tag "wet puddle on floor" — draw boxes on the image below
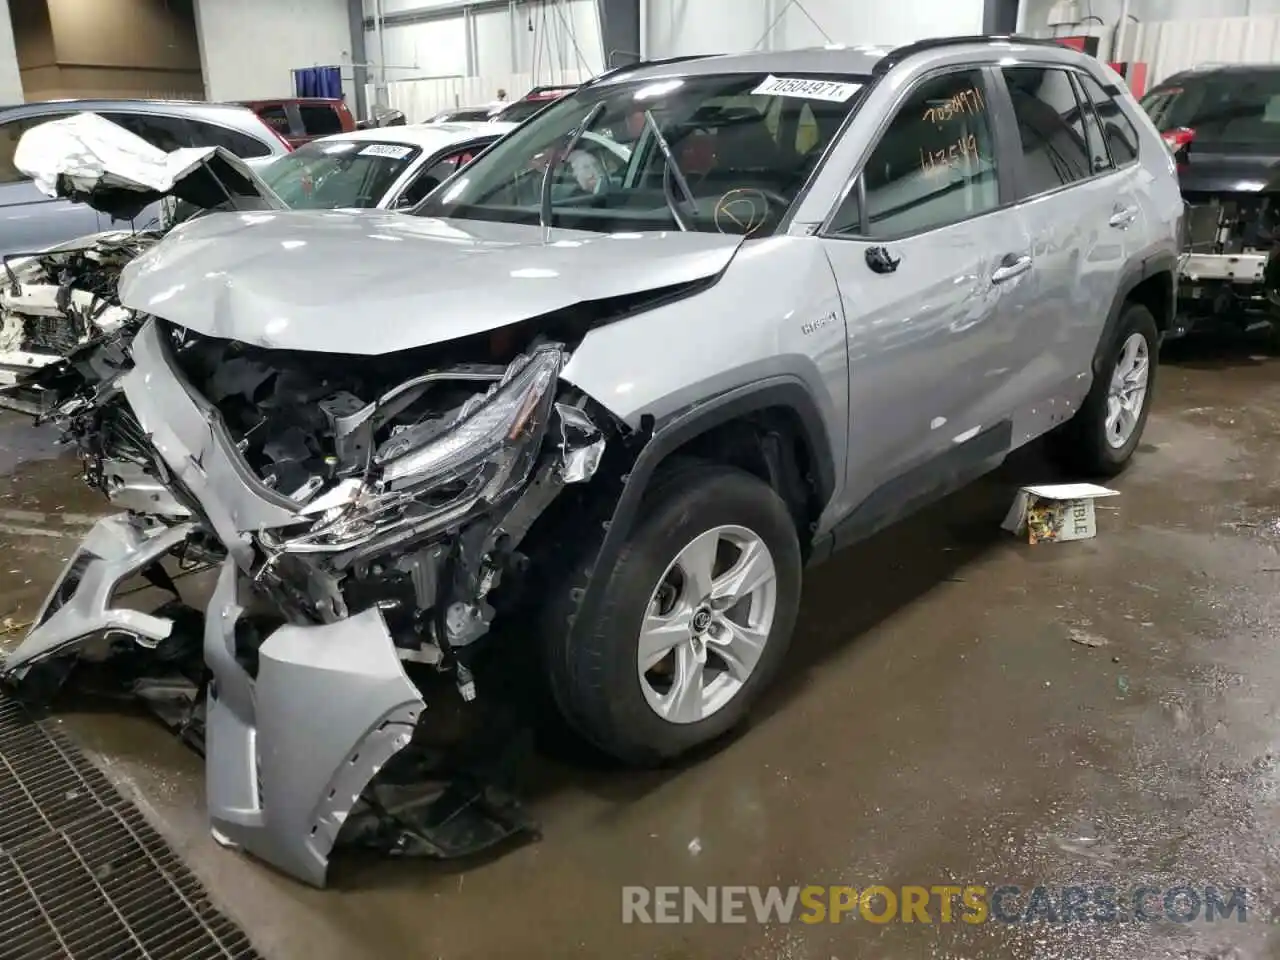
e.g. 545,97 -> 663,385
0,418 -> 63,476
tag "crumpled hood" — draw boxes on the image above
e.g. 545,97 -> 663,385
117,210 -> 742,354
15,111 -> 284,221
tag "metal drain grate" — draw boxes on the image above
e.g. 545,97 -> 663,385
0,694 -> 262,960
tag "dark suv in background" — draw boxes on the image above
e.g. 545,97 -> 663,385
1141,64 -> 1280,335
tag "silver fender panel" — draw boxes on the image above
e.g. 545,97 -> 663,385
203,559 -> 425,887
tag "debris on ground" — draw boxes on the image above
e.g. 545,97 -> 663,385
1002,483 -> 1121,544
0,615 -> 31,635
1068,628 -> 1108,648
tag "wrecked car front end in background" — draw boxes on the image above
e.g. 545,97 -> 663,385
0,111 -> 283,410
1,208 -> 740,886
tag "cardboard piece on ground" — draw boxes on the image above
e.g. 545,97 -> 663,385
1001,483 -> 1120,544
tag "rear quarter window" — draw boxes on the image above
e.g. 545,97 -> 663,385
188,119 -> 274,158
1077,72 -> 1141,165
298,104 -> 344,136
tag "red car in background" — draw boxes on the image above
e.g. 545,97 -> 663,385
428,84 -> 581,125
237,97 -> 358,149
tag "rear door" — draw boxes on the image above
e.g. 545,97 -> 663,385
995,65 -> 1133,407
0,110 -> 101,256
818,65 -> 1032,513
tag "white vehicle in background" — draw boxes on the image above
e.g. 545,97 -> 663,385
256,121 -> 518,211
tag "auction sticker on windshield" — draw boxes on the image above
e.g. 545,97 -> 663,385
752,75 -> 861,102
359,143 -> 414,159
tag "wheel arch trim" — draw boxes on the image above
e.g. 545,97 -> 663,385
574,377 -> 835,631
1094,247 -> 1177,374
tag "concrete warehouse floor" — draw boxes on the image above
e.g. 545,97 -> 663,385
2,333 -> 1280,960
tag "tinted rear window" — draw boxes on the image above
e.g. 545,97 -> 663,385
1141,70 -> 1280,143
298,103 -> 344,136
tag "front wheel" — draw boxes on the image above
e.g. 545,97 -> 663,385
1048,302 -> 1158,476
541,463 -> 802,765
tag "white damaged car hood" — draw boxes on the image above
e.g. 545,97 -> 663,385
15,111 -> 284,221
117,211 -> 743,354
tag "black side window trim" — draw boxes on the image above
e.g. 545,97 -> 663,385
1067,71 -> 1110,173
819,62 -> 1015,243
1079,71 -> 1141,168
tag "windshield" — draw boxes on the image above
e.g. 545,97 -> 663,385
261,139 -> 420,209
1141,70 -> 1280,144
419,72 -> 864,234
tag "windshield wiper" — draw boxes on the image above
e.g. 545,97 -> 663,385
540,101 -> 606,234
643,109 -> 696,233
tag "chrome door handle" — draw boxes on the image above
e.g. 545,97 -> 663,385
991,255 -> 1032,283
1109,205 -> 1139,227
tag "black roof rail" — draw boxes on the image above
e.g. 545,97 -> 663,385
580,53 -> 722,88
873,33 -> 1073,75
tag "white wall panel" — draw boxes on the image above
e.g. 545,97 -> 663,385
643,0 -> 985,58
366,0 -> 601,86
1123,15 -> 1280,86
375,65 -> 594,119
1020,0 -> 1280,32
377,18 -> 470,77
194,0 -> 354,101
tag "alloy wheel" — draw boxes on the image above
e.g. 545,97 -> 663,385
637,524 -> 778,724
1105,332 -> 1150,449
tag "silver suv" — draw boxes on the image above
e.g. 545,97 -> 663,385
3,37 -> 1181,886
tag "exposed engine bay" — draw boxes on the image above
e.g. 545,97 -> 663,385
0,233 -> 158,407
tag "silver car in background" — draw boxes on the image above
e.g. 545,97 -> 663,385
0,99 -> 291,256
2,38 -> 1181,888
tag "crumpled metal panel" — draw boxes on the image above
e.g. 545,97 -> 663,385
1,514 -> 194,679
202,559 -> 425,888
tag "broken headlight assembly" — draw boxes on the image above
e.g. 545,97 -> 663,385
261,343 -> 565,559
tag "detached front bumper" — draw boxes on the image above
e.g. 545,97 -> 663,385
1,516 -> 426,888
2,515 -> 194,678
203,559 -> 424,887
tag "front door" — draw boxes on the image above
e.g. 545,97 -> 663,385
819,66 -> 1032,521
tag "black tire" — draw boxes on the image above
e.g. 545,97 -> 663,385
540,461 -> 802,766
1047,302 -> 1158,477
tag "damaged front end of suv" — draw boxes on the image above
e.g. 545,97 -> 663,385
3,304 -> 618,885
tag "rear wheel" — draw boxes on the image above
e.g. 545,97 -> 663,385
1048,302 -> 1157,476
540,462 -> 802,765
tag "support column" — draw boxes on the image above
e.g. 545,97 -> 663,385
348,0 -> 369,121
0,0 -> 27,101
984,0 -> 1019,33
597,0 -> 640,67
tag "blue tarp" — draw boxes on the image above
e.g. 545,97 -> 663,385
293,66 -> 342,99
